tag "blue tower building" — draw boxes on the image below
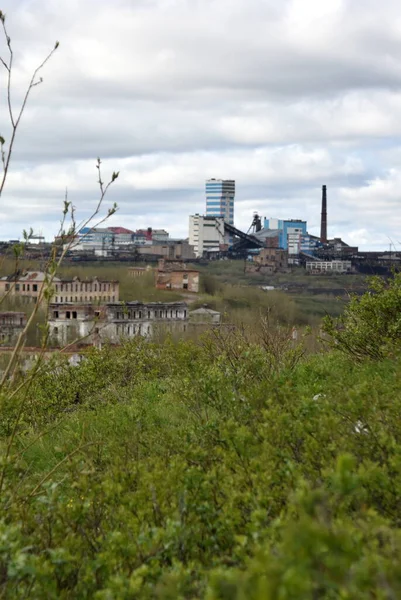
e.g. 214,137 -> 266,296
205,179 -> 235,225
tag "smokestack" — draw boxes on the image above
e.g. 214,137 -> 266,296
320,184 -> 327,244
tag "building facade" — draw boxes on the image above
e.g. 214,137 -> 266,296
264,219 -> 307,253
0,272 -> 119,304
155,260 -> 199,293
306,260 -> 352,273
188,215 -> 228,257
53,277 -> 119,303
48,301 -> 188,345
205,179 -> 235,225
0,312 -> 26,344
0,271 -> 60,302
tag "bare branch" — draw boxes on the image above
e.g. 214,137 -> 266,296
0,16 -> 59,197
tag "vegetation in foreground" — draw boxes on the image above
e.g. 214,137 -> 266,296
0,274 -> 400,597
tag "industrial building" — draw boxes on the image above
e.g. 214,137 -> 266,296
206,179 -> 235,225
306,261 -> 352,273
188,215 -> 229,257
63,226 -> 172,257
48,301 -> 188,345
263,218 -> 307,254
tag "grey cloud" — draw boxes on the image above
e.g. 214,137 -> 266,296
1,0 -> 401,250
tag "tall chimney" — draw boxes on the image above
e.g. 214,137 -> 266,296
320,184 -> 327,244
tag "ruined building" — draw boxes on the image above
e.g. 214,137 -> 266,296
155,260 -> 200,293
0,271 -> 119,303
246,248 -> 289,274
0,312 -> 26,344
48,301 -> 188,345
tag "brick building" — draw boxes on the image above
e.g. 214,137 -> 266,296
246,248 -> 289,274
155,260 -> 199,293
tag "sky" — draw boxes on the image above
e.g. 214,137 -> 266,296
1,0 -> 401,250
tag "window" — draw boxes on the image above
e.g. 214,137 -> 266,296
22,284 -> 25,291
33,284 -> 38,292
55,297 -> 58,302
183,283 -> 188,290
147,311 -> 150,319
72,311 -> 77,319
139,311 -> 142,319
94,285 -> 97,292
53,310 -> 59,318
75,296 -> 78,302
27,284 -> 30,291
60,296 -> 63,302
66,311 -> 71,319
15,284 -> 20,291
70,296 -> 73,302
61,284 -> 64,292
53,327 -> 58,335
90,296 -> 92,301
5,284 -> 9,291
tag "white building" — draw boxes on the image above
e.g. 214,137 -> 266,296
306,261 -> 352,273
188,215 -> 229,257
48,301 -> 188,345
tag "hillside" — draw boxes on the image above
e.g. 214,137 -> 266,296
0,274 -> 401,597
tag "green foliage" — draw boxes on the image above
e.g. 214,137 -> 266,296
323,272 -> 401,360
0,325 -> 399,596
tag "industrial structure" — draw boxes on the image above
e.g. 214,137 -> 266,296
205,179 -> 235,225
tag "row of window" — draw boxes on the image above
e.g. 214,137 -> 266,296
51,309 -> 187,320
54,296 -> 115,303
5,283 -> 38,292
114,309 -> 186,320
55,283 -> 116,293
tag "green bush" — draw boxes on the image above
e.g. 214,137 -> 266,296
323,272 -> 401,360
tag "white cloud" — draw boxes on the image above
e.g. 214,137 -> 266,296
0,0 -> 401,250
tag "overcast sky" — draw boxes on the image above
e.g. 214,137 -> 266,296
1,0 -> 401,249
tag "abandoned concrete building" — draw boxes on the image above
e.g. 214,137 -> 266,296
0,271 -> 119,303
189,307 -> 221,325
128,266 -> 154,277
155,259 -> 200,293
0,312 -> 26,344
48,301 -> 188,345
246,248 -> 289,274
